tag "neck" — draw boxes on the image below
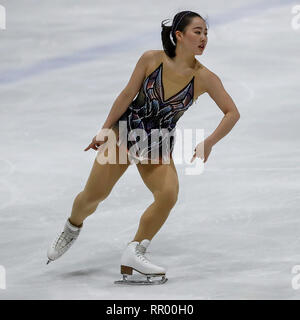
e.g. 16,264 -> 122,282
173,45 -> 196,69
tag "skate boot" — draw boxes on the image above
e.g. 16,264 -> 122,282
46,218 -> 82,264
114,239 -> 168,285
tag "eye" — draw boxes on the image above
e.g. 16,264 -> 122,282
195,31 -> 208,36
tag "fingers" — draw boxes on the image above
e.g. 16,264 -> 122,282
84,139 -> 107,151
84,142 -> 94,151
84,143 -> 98,151
84,134 -> 111,152
190,151 -> 206,163
190,153 -> 196,163
91,144 -> 99,151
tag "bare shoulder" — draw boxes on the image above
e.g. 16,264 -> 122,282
193,60 -> 210,100
121,50 -> 160,99
143,50 -> 163,75
140,49 -> 160,61
135,50 -> 159,69
194,63 -> 223,99
140,50 -> 161,64
135,50 -> 161,77
194,65 -> 239,116
199,65 -> 222,91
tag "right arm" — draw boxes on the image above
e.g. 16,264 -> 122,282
84,50 -> 155,151
101,50 -> 155,130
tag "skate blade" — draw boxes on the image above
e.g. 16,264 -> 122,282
114,275 -> 168,285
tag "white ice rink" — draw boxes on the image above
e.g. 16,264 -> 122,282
0,0 -> 300,299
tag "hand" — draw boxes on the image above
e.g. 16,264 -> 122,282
84,135 -> 108,152
190,139 -> 213,163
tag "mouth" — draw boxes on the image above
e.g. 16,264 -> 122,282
198,44 -> 205,50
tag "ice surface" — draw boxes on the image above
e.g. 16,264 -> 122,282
0,0 -> 300,299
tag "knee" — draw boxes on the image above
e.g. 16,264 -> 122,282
80,188 -> 110,206
154,186 -> 179,209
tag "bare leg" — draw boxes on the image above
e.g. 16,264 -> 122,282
132,157 -> 179,242
69,128 -> 131,226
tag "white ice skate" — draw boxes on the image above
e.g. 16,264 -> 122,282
46,218 -> 82,264
114,239 -> 168,285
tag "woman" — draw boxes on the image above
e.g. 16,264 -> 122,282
46,10 -> 240,284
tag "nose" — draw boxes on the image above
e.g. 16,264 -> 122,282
201,34 -> 206,41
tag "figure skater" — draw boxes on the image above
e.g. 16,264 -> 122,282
46,10 -> 240,285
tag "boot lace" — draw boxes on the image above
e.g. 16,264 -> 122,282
53,228 -> 78,251
135,244 -> 150,264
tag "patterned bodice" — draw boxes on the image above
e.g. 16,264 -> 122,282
116,61 -> 195,161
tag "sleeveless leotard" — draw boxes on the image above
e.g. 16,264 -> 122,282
112,61 -> 195,162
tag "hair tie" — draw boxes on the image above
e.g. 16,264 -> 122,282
171,11 -> 192,40
170,30 -> 176,46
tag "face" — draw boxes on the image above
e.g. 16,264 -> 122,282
175,17 -> 208,55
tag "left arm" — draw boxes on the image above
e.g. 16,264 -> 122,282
205,70 -> 240,146
191,70 -> 240,163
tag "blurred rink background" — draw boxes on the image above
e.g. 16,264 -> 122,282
0,0 -> 300,299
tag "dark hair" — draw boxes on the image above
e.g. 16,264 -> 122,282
161,10 -> 208,58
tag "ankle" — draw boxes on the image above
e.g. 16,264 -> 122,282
68,217 -> 83,228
